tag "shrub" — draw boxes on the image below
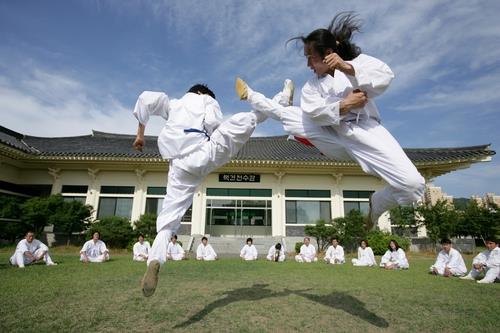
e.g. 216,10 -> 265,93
133,213 -> 157,239
295,242 -> 303,254
304,220 -> 337,251
366,230 -> 410,255
88,216 -> 134,248
332,210 -> 367,251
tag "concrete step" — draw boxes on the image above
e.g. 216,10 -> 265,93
189,235 -> 291,256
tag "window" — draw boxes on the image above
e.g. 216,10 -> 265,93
61,185 -> 88,204
205,189 -> 273,228
342,190 -> 374,215
205,199 -> 272,226
285,189 -> 331,198
206,188 -> 272,197
285,189 -> 331,224
285,201 -> 331,224
97,186 -> 135,219
145,187 -> 191,222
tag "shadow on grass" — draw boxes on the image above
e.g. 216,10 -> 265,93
292,290 -> 389,328
174,284 -> 388,329
173,284 -> 310,328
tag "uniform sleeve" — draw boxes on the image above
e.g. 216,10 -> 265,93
486,249 -> 500,268
196,244 -> 203,259
178,244 -> 185,255
300,80 -> 342,126
432,251 -> 445,268
203,96 -> 224,135
380,250 -> 391,266
267,247 -> 274,260
472,252 -> 488,265
339,246 -> 345,260
240,245 -> 246,257
253,246 -> 258,258
133,243 -> 139,257
210,245 -> 217,258
397,249 -> 409,268
368,248 -> 377,266
346,54 -> 394,98
80,241 -> 88,254
17,240 -> 29,253
133,91 -> 170,125
100,242 -> 109,254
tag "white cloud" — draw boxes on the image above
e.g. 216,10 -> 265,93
0,63 -> 165,137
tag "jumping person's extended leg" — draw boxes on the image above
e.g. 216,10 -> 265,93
238,79 -> 352,161
335,119 -> 425,225
143,110 -> 261,297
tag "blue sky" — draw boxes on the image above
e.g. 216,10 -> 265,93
0,0 -> 499,198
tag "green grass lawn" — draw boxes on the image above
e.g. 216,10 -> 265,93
0,247 -> 498,333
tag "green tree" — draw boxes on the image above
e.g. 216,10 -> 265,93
389,206 -> 417,237
0,195 -> 27,242
50,200 -> 93,245
133,213 -> 157,239
457,201 -> 500,241
304,219 -> 337,251
331,210 -> 367,251
366,230 -> 410,255
20,194 -> 66,234
415,200 -> 459,243
88,216 -> 134,248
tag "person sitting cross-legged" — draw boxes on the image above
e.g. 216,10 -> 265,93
10,231 -> 57,268
196,236 -> 217,261
324,237 -> 345,264
295,237 -> 318,263
240,237 -> 258,261
267,243 -> 286,262
430,238 -> 467,277
380,239 -> 409,270
352,239 -> 377,267
80,231 -> 110,263
133,234 -> 150,262
460,237 -> 499,283
167,235 -> 185,261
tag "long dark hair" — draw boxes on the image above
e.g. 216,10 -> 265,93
288,12 -> 362,60
388,239 -> 400,252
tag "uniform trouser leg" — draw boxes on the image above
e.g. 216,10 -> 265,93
334,120 -> 425,220
34,247 -> 54,265
480,267 -> 500,283
247,91 -> 352,161
247,91 -> 425,219
150,112 -> 259,266
10,251 -> 33,267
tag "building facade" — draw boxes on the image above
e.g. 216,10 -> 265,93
0,126 -> 495,238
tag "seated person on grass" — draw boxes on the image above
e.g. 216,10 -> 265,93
324,237 -> 345,264
80,231 -> 110,263
295,237 -> 318,263
240,237 -> 258,261
10,231 -> 57,268
352,239 -> 377,267
380,239 -> 409,270
267,243 -> 286,262
167,235 -> 185,261
196,236 -> 217,261
430,238 -> 467,277
460,237 -> 499,284
133,234 -> 150,262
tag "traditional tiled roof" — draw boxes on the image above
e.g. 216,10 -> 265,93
0,126 -> 495,165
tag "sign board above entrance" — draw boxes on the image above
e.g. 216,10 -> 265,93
219,173 -> 260,183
